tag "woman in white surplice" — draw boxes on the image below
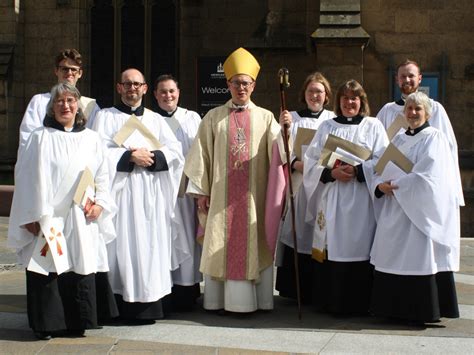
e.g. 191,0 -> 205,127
276,72 -> 334,303
303,79 -> 388,314
369,91 -> 462,323
8,83 -> 116,340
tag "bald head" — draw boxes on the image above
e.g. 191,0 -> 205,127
120,68 -> 145,83
117,68 -> 148,107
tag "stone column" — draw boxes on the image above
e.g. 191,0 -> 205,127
311,0 -> 370,87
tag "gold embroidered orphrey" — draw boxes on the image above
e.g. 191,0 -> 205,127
317,209 -> 326,231
230,111 -> 248,170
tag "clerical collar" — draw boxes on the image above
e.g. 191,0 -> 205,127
395,98 -> 405,106
297,108 -> 324,119
406,121 -> 430,136
43,115 -> 85,132
156,106 -> 177,117
114,101 -> 145,116
231,102 -> 249,111
396,92 -> 416,106
334,115 -> 363,125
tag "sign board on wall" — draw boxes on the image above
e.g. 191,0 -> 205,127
196,56 -> 229,117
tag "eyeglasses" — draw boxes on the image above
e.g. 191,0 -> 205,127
229,80 -> 254,89
120,81 -> 146,89
58,66 -> 81,75
54,97 -> 77,106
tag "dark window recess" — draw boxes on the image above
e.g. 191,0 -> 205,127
91,0 -> 114,108
149,1 -> 176,112
90,0 -> 177,109
121,0 -> 145,72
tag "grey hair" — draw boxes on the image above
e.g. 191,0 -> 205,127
46,83 -> 86,128
404,91 -> 432,119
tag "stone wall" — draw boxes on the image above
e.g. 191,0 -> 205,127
178,0 -> 473,151
0,0 -> 22,183
6,1 -> 470,150
21,0 -> 91,100
0,0 -> 472,234
178,0 -> 473,236
361,0 -> 474,151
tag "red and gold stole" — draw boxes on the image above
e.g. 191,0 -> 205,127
226,108 -> 251,279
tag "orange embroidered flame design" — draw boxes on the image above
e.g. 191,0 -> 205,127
40,227 -> 63,257
40,242 -> 49,257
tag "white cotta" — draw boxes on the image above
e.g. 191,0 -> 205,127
8,127 -> 116,275
303,117 -> 388,261
376,99 -> 464,205
18,93 -> 100,149
278,109 -> 334,254
162,107 -> 203,286
370,127 -> 461,275
93,107 -> 184,303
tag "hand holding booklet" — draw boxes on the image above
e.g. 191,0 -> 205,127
374,143 -> 413,176
319,134 -> 372,169
380,160 -> 406,181
80,185 -> 95,214
113,114 -> 162,150
326,147 -> 366,169
73,167 -> 95,213
386,114 -> 409,140
293,127 -> 316,161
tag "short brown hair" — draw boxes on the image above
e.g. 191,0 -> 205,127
396,59 -> 421,74
55,49 -> 83,68
153,74 -> 179,91
334,79 -> 370,117
299,72 -> 332,107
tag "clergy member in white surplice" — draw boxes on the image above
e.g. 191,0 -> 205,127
303,80 -> 388,315
376,59 -> 463,205
153,74 -> 202,311
370,92 -> 463,324
93,68 -> 184,322
8,83 -> 116,340
17,50 -> 116,325
19,49 -> 100,150
184,48 -> 291,313
276,71 -> 334,304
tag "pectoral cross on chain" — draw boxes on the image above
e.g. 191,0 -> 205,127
231,127 -> 248,170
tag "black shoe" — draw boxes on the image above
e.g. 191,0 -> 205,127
67,329 -> 85,337
123,319 -> 156,325
34,331 -> 51,340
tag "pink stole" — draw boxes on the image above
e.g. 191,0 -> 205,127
226,108 -> 251,279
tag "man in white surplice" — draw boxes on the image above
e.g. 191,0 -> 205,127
92,68 -> 184,322
153,74 -> 202,311
376,59 -> 463,205
19,49 -> 100,149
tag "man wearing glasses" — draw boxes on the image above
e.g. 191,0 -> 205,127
18,49 -> 100,148
92,68 -> 184,323
184,48 -> 291,313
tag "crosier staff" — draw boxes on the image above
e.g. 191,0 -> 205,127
278,68 -> 302,320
